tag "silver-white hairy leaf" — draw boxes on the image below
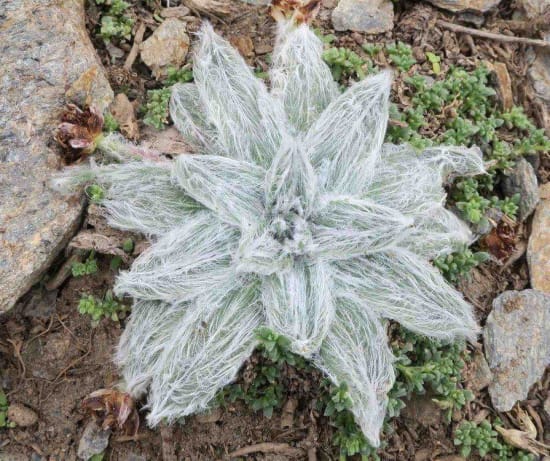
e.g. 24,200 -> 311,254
54,19 -> 485,447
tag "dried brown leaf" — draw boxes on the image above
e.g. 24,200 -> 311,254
110,93 -> 140,141
495,426 -> 550,456
69,231 -> 131,263
482,217 -> 517,261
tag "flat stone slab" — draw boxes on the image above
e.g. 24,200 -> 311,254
427,0 -> 501,12
332,0 -> 394,33
484,289 -> 550,412
0,0 -> 113,313
528,183 -> 550,293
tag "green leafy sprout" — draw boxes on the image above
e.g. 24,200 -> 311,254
85,184 -> 106,204
322,47 -> 367,81
71,251 -> 99,277
78,290 -> 128,326
142,88 -> 172,130
0,390 -> 15,429
454,419 -> 534,460
434,246 -> 490,283
103,113 -> 120,133
164,65 -> 194,86
386,42 -> 416,72
142,65 -> 195,130
94,0 -> 134,43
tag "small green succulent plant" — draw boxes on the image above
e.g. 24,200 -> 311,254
56,20 -> 484,447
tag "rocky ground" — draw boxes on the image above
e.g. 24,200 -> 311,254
0,0 -> 549,460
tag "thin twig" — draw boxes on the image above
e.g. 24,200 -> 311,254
7,339 -> 26,379
229,442 -> 304,457
56,313 -> 87,352
114,433 -> 152,443
124,22 -> 146,71
436,19 -> 550,49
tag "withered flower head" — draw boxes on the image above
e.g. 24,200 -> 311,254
482,215 -> 518,261
82,388 -> 139,436
55,104 -> 104,161
271,0 -> 321,24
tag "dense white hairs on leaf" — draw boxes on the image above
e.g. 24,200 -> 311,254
115,212 -> 239,303
306,71 -> 391,195
363,143 -> 484,258
193,23 -> 286,166
366,143 -> 447,215
270,21 -> 339,132
52,161 -> 200,237
172,154 -> 266,229
98,162 -> 201,236
170,83 -> 217,153
236,227 -> 293,276
335,250 -> 479,341
400,206 -> 473,259
420,145 -> 486,181
51,163 -> 100,193
310,195 -> 413,260
115,299 -> 190,396
145,282 -> 263,425
262,261 -> 334,357
315,294 -> 395,447
52,20 -> 488,448
265,138 -> 318,217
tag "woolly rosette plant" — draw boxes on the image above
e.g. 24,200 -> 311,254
56,21 -> 485,446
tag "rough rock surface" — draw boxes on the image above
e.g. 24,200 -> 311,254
426,0 -> 501,12
465,350 -> 493,391
517,0 -> 550,18
0,0 -> 113,314
528,183 -> 550,293
529,40 -> 550,105
77,421 -> 111,460
501,158 -> 539,221
140,18 -> 190,79
184,0 -> 244,15
528,34 -> 550,132
332,0 -> 394,33
484,289 -> 550,411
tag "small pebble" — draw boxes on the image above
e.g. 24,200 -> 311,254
7,403 -> 38,427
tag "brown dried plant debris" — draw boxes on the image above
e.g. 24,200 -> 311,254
481,216 -> 518,261
271,0 -> 321,24
495,408 -> 550,458
55,104 -> 104,162
82,388 -> 139,436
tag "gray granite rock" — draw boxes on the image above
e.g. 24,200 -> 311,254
484,289 -> 550,411
0,0 -> 113,313
426,0 -> 501,12
528,183 -> 550,293
529,39 -> 550,105
501,158 -> 540,221
332,0 -> 394,33
140,18 -> 190,79
78,421 -> 111,460
527,33 -> 550,133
